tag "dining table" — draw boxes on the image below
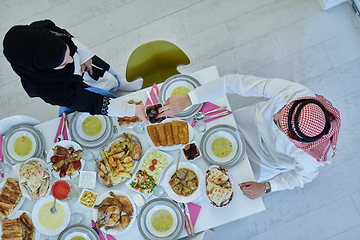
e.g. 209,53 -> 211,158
2,66 -> 266,239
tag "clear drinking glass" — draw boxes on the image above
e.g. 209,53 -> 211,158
0,162 -> 12,174
195,119 -> 206,135
153,185 -> 167,198
70,212 -> 85,224
132,122 -> 145,134
81,149 -> 94,161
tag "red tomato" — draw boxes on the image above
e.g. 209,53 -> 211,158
149,165 -> 155,171
152,159 -> 157,165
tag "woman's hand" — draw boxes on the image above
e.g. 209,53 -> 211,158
238,181 -> 266,200
158,94 -> 192,117
81,58 -> 93,75
135,105 -> 149,123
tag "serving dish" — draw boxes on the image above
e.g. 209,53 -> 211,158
137,198 -> 185,240
16,158 -> 52,201
47,140 -> 85,180
159,74 -> 203,119
69,112 -> 114,150
117,96 -> 144,128
145,119 -> 194,151
2,125 -> 45,165
92,190 -> 136,235
0,177 -> 25,220
32,196 -> 71,236
57,224 -> 100,240
0,210 -> 40,240
75,113 -> 107,141
200,124 -> 246,168
181,141 -> 202,162
163,162 -> 203,203
96,133 -> 142,187
126,147 -> 174,199
78,188 -> 98,209
203,165 -> 234,207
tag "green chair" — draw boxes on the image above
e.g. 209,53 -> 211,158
126,40 -> 190,89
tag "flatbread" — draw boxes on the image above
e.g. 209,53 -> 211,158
206,181 -> 227,206
207,168 -> 229,185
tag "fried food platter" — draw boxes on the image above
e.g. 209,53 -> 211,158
117,97 -> 144,128
145,119 -> 194,151
92,190 -> 136,235
0,177 -> 25,220
96,133 -> 142,188
163,162 -> 203,203
46,140 -> 85,180
0,210 -> 40,240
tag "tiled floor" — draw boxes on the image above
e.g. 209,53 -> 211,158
1,0 -> 360,239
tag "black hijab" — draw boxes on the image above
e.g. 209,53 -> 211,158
3,19 -> 78,90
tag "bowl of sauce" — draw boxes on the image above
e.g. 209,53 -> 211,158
145,205 -> 178,238
76,113 -> 106,141
7,131 -> 37,161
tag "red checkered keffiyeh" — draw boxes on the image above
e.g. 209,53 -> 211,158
280,95 -> 341,162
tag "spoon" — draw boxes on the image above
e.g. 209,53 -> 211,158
57,113 -> 66,142
175,150 -> 181,172
193,106 -> 227,120
50,198 -> 57,214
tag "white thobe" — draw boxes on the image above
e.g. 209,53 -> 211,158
188,74 -> 327,192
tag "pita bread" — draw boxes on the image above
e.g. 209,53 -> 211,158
207,168 -> 229,185
206,181 -> 227,206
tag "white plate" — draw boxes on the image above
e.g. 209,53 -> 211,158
145,119 -> 194,151
163,162 -> 203,203
75,113 -> 106,141
7,130 -> 37,161
145,204 -> 179,238
16,158 -> 52,201
64,231 -> 91,240
125,147 -> 174,199
205,130 -> 238,163
47,140 -> 85,180
0,177 -> 25,220
92,190 -> 136,236
32,196 -> 71,236
0,210 -> 40,240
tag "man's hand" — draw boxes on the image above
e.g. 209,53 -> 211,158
135,105 -> 149,123
158,94 -> 192,117
239,181 -> 266,200
81,58 -> 93,75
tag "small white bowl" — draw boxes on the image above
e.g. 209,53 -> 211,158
181,141 -> 202,162
78,189 -> 98,209
79,171 -> 96,189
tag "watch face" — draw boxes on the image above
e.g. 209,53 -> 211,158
265,182 -> 271,193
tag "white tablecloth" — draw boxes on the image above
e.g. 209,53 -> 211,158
5,66 -> 265,239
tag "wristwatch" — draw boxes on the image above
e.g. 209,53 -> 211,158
264,182 -> 271,194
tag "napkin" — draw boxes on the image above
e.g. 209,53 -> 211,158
106,234 -> 117,240
145,83 -> 160,105
91,220 -> 106,240
54,114 -> 69,143
184,202 -> 202,237
0,135 -> 4,178
191,102 -> 232,127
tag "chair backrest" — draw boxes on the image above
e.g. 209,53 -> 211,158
126,40 -> 190,89
0,115 -> 42,135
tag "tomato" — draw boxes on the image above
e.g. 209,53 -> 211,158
151,159 -> 157,165
149,165 -> 155,171
72,160 -> 82,170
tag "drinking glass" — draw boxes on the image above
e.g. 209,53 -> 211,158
0,162 -> 12,174
132,122 -> 145,134
153,185 -> 167,198
82,149 -> 94,161
70,212 -> 85,224
195,119 -> 206,135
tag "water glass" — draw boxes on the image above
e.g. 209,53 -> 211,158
0,162 -> 12,174
153,185 -> 167,198
132,121 -> 145,134
82,149 -> 94,161
195,119 -> 206,134
70,212 -> 85,224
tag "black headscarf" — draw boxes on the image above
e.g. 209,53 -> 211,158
2,20 -> 105,115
